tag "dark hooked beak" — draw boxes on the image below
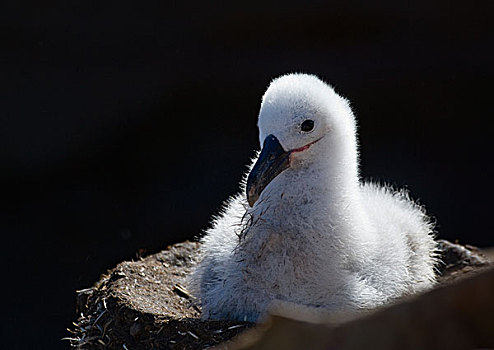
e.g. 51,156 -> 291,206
246,134 -> 291,207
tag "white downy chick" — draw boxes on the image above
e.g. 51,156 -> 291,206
188,73 -> 437,322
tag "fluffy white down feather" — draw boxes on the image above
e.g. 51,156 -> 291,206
188,73 -> 437,322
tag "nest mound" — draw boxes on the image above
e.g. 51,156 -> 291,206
67,240 -> 492,349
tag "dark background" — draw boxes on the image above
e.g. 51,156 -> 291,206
1,1 -> 492,349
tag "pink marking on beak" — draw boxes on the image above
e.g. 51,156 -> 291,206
290,136 -> 324,154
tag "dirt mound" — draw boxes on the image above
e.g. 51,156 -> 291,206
66,240 -> 492,349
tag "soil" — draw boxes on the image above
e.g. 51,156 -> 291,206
66,240 -> 493,350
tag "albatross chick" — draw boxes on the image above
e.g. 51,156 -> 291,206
189,73 -> 437,322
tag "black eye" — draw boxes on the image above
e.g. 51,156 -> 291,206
301,119 -> 314,132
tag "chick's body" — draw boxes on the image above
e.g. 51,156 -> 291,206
189,74 -> 437,322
